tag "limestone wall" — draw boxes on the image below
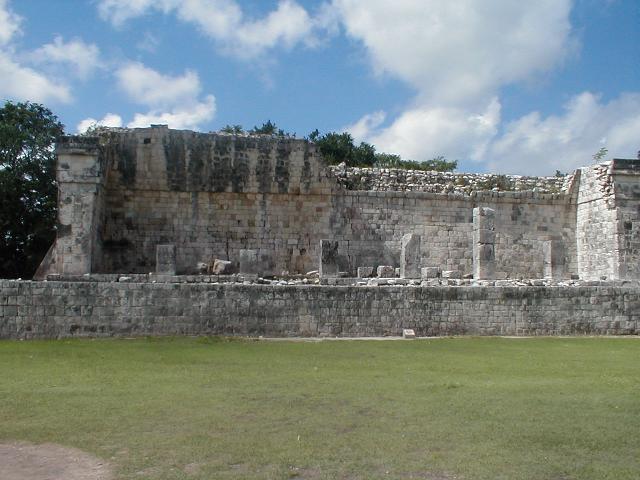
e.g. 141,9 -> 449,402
329,191 -> 576,278
62,127 -> 577,278
1,280 -> 637,339
329,165 -> 572,194
40,128 -> 640,281
576,160 -> 640,280
98,127 -> 335,274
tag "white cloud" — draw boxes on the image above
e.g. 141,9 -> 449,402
344,110 -> 385,141
0,0 -> 20,45
30,36 -> 102,79
77,113 -> 123,133
126,94 -> 216,130
0,1 -> 78,103
97,0 -> 321,58
116,62 -> 201,108
112,62 -> 216,130
487,92 -> 640,175
354,99 -> 501,163
333,0 -> 574,105
97,0 -> 174,26
0,51 -> 71,103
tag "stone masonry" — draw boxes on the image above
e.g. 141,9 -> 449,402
1,279 -> 637,339
5,126 -> 638,339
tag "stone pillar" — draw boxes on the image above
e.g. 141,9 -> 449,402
319,240 -> 339,277
239,249 -> 259,275
50,136 -> 106,275
543,239 -> 565,280
156,244 -> 176,275
400,233 -> 421,278
473,207 -> 496,280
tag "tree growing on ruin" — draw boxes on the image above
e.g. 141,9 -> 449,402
0,101 -> 64,279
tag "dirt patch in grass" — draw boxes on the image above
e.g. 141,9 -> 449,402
0,442 -> 112,480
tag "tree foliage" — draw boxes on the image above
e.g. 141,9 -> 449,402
0,101 -> 64,278
310,129 -> 456,171
218,121 -> 456,171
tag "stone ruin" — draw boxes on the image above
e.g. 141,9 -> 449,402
36,126 -> 640,283
1,125 -> 639,339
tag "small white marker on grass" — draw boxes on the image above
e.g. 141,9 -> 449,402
402,329 -> 416,339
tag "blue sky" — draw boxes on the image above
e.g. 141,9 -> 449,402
0,0 -> 638,174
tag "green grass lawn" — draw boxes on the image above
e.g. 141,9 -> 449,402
0,337 -> 638,480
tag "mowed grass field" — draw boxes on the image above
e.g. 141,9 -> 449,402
0,336 -> 638,480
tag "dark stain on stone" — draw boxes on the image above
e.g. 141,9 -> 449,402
164,133 -> 187,191
275,140 -> 291,194
232,139 -> 250,192
212,136 -> 232,192
56,223 -> 72,237
103,134 -> 137,188
301,143 -> 313,193
187,134 -> 212,191
256,138 -> 272,193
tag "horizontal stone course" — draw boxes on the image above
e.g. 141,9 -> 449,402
1,280 -> 637,339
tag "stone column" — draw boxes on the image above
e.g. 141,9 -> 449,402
239,249 -> 259,275
543,239 -> 565,280
400,233 -> 421,278
319,240 -> 339,277
156,244 -> 176,275
51,136 -> 106,275
473,207 -> 496,280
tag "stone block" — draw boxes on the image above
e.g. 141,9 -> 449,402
212,259 -> 234,275
421,267 -> 441,279
442,270 -> 461,279
357,266 -> 374,278
543,240 -> 565,280
239,249 -> 259,275
477,244 -> 495,262
473,206 -> 496,280
156,244 -> 176,275
377,265 -> 395,278
474,229 -> 496,245
400,233 -> 421,278
402,329 -> 416,339
319,240 -> 339,277
472,206 -> 495,230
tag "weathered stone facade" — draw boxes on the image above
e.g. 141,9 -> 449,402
4,126 -> 638,339
38,126 -> 640,282
1,279 -> 638,339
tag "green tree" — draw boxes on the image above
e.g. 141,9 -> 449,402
311,131 -> 355,165
593,146 -> 608,161
251,120 -> 287,136
220,124 -> 244,134
0,101 -> 64,278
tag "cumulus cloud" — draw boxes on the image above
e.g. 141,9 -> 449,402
97,0 -> 322,58
0,0 -> 20,45
487,92 -> 640,175
353,99 -> 501,163
30,36 -> 103,79
331,0 -> 640,175
126,95 -> 216,129
77,113 -> 123,134
0,51 -> 71,103
116,62 -> 201,108
112,62 -> 216,130
333,0 -> 574,105
0,1 -> 89,103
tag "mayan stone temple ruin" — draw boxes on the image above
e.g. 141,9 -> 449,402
2,125 -> 640,338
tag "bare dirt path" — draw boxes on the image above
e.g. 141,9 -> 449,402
0,442 -> 112,480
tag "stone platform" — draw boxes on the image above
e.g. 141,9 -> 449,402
1,279 -> 638,339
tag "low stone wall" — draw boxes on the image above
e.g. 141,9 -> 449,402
328,165 -> 574,194
1,280 -> 638,339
